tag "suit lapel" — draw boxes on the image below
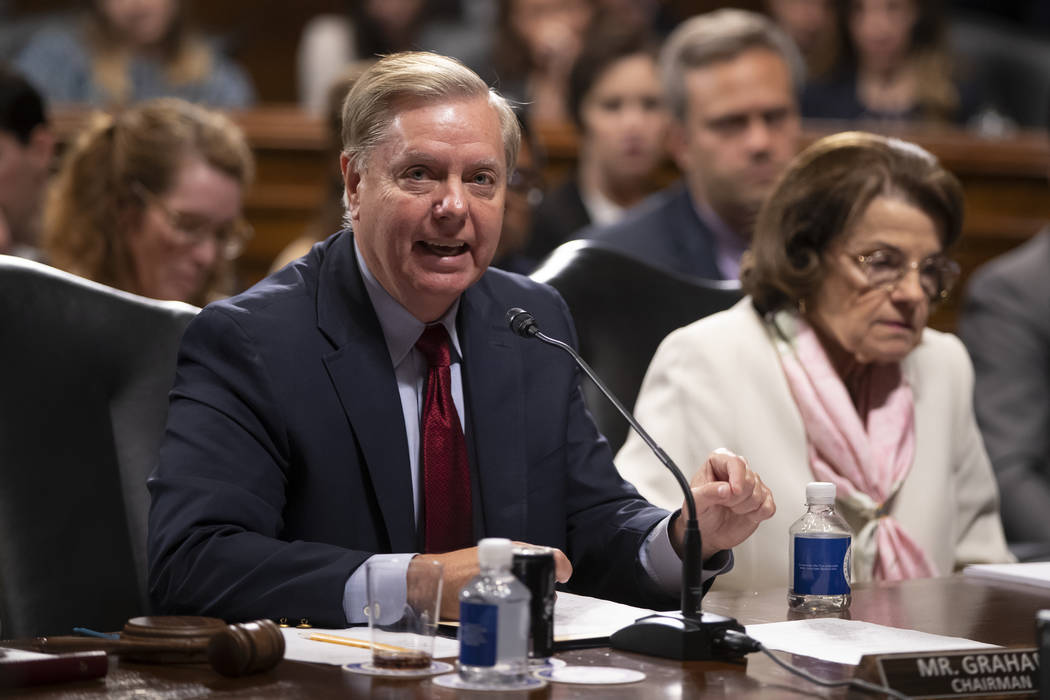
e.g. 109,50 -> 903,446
674,187 -> 723,280
459,277 -> 528,540
316,233 -> 416,552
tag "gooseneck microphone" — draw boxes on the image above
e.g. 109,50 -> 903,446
505,307 -> 744,660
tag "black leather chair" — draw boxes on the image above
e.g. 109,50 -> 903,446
530,240 -> 742,453
0,255 -> 198,637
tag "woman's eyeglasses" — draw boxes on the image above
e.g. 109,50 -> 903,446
131,182 -> 252,260
849,246 -> 960,302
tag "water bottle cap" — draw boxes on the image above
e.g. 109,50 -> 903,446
477,537 -> 513,568
806,481 -> 836,504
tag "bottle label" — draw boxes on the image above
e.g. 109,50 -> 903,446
793,536 -> 850,595
459,601 -> 498,667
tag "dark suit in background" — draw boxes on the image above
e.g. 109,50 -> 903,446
960,230 -> 1050,552
525,177 -> 592,265
577,184 -> 724,280
147,231 -> 679,626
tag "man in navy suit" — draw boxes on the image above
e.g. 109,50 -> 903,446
580,10 -> 802,281
147,52 -> 775,626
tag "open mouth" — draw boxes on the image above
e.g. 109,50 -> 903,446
417,240 -> 469,257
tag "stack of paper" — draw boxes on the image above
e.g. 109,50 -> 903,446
963,562 -> 1050,589
744,618 -> 996,666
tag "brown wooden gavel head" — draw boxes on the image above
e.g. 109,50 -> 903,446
33,616 -> 285,677
206,619 -> 286,677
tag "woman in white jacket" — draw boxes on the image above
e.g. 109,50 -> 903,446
617,131 -> 1012,592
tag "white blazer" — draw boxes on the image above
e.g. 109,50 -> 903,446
616,299 -> 1013,592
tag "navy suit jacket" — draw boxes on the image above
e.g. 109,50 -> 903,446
577,183 -> 725,280
147,231 -> 678,625
526,177 -> 592,263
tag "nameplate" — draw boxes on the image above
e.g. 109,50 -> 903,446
861,647 -> 1039,698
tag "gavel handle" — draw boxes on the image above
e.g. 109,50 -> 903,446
32,637 -> 205,655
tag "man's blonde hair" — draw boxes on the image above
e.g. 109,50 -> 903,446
341,52 -> 520,172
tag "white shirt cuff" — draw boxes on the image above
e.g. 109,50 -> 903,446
342,553 -> 416,624
640,513 -> 734,596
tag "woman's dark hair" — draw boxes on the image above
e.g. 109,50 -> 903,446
834,0 -> 959,120
567,22 -> 658,130
0,65 -> 47,144
742,131 -> 963,314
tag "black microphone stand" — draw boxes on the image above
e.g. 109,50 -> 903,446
506,309 -> 745,660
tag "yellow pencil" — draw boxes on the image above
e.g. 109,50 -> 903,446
305,632 -> 412,654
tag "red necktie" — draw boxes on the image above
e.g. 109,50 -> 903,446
416,324 -> 473,553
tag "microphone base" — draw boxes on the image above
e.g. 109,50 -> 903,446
609,611 -> 746,661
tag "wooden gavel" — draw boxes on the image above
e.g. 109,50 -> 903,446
31,616 -> 285,677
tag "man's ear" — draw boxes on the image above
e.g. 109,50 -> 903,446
340,152 -> 362,222
666,120 -> 691,174
28,125 -> 55,170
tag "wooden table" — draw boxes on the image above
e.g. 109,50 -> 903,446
6,575 -> 1046,698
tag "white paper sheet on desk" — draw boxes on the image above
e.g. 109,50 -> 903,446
552,591 -> 661,641
963,562 -> 1050,589
281,628 -> 459,666
437,592 -> 661,643
744,618 -> 997,666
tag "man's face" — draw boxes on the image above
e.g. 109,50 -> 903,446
342,96 -> 507,322
98,0 -> 177,47
0,127 -> 52,247
672,48 -> 800,233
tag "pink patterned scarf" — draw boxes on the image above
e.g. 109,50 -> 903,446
773,313 -> 938,581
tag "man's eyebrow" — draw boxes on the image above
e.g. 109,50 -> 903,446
468,157 -> 504,171
394,151 -> 441,166
390,153 -> 503,171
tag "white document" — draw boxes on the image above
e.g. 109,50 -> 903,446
963,562 -> 1050,589
745,618 -> 997,666
552,591 -> 661,642
438,591 -> 660,644
281,627 -> 459,666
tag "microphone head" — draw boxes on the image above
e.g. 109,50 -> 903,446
506,307 -> 539,338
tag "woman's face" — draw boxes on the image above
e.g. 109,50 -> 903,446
511,0 -> 594,68
579,53 -> 667,185
849,0 -> 918,74
126,157 -> 243,303
807,195 -> 941,365
99,0 -> 178,47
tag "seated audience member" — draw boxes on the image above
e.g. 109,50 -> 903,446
579,9 -> 803,282
490,0 -> 597,128
272,64 -> 369,273
15,0 -> 253,109
960,231 -> 1050,557
617,131 -> 1013,591
801,0 -> 980,124
147,52 -> 775,624
765,0 -> 837,78
0,65 -> 53,261
525,22 -> 668,265
42,98 -> 253,306
491,115 -> 544,274
297,0 -> 491,115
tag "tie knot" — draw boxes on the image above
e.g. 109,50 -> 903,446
415,324 -> 452,368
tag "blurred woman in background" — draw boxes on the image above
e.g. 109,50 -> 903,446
617,132 -> 1012,591
491,0 -> 596,127
802,0 -> 979,124
296,0 -> 489,115
15,0 -> 253,108
525,22 -> 668,264
43,98 -> 253,306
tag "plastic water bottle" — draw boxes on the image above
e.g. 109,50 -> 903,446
457,538 -> 531,685
788,482 -> 852,613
